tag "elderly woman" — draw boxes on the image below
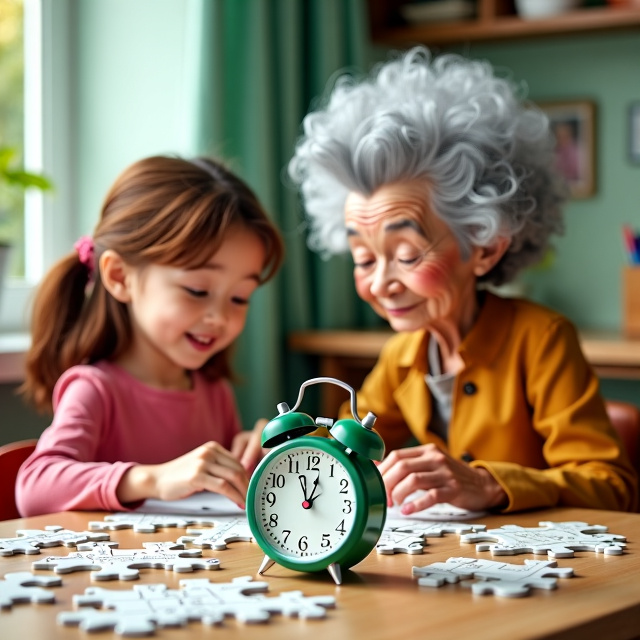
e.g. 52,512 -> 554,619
288,47 -> 637,514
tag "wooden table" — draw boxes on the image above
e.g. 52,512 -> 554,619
289,329 -> 640,417
1,507 -> 639,639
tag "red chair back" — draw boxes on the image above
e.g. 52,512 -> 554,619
0,439 -> 37,520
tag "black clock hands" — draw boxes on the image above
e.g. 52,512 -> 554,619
299,472 -> 321,510
307,474 -> 321,505
298,474 -> 308,502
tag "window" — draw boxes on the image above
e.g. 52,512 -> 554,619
0,0 -> 70,332
0,0 -> 26,276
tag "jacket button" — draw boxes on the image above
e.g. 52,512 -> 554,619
463,382 -> 477,395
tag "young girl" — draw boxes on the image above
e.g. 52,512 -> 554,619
17,155 -> 284,516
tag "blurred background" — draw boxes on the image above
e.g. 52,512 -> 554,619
1,0 -> 639,444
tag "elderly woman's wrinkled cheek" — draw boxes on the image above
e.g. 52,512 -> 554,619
409,259 -> 452,293
353,271 -> 376,303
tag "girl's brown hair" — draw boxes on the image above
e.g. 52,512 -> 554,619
22,155 -> 284,412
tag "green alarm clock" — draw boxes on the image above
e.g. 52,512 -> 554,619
246,377 -> 387,585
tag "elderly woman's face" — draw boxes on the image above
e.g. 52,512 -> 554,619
344,181 -> 483,333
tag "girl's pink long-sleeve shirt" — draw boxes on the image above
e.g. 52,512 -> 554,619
16,361 -> 242,516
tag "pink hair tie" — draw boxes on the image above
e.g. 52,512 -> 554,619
74,235 -> 95,279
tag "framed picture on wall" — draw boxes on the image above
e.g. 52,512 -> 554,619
629,101 -> 640,164
539,100 -> 596,199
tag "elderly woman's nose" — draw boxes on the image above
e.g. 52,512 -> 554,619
370,260 -> 395,295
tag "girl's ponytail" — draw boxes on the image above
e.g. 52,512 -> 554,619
22,249 -> 96,412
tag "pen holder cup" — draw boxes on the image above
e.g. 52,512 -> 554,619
623,266 -> 640,337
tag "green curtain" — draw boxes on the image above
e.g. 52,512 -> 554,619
186,0 -> 385,427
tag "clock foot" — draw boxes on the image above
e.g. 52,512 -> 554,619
258,555 -> 276,575
327,562 -> 342,585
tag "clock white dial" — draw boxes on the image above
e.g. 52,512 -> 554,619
253,446 -> 357,559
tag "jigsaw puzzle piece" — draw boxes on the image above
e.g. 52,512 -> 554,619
178,518 -> 253,549
0,526 -> 110,556
376,530 -> 426,555
58,576 -> 335,635
385,518 -> 486,537
461,521 -> 626,558
0,571 -> 62,608
412,557 -> 574,597
33,542 -> 220,581
88,513 -> 219,534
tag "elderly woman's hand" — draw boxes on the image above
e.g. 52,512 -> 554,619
377,443 -> 508,514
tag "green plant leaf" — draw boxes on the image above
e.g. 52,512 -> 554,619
0,146 -> 53,193
4,169 -> 53,190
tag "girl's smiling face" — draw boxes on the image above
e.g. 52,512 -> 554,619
344,181 -> 493,336
112,224 -> 266,388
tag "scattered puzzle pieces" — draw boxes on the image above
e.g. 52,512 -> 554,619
386,518 -> 486,537
33,541 -> 221,581
376,530 -> 426,555
460,521 -> 626,558
387,498 -> 487,521
0,571 -> 62,608
58,576 -> 335,635
178,518 -> 253,549
374,518 -> 486,554
0,526 -> 110,556
412,557 -> 574,597
89,513 -> 219,534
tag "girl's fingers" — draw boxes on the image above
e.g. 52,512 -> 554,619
201,442 -> 245,473
206,459 -> 248,489
229,432 -> 249,459
240,433 -> 264,473
199,474 -> 247,509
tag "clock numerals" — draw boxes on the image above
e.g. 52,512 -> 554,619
268,473 -> 285,488
258,447 -> 358,558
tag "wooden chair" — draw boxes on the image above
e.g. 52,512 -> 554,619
605,400 -> 640,468
0,439 -> 37,520
605,400 -> 640,508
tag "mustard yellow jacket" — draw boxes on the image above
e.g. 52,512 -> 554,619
344,293 -> 638,513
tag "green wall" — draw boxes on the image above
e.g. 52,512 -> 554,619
74,0 -> 194,234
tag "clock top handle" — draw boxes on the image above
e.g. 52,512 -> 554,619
280,377 -> 385,461
286,376 -> 375,428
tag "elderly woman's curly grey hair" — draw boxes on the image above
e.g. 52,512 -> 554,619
288,47 -> 566,286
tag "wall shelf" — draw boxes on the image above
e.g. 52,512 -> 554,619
367,1 -> 640,46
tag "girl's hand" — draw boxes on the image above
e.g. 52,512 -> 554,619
377,444 -> 507,515
117,441 -> 250,508
231,419 -> 268,474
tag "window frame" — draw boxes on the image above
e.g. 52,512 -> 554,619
0,0 -> 74,333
